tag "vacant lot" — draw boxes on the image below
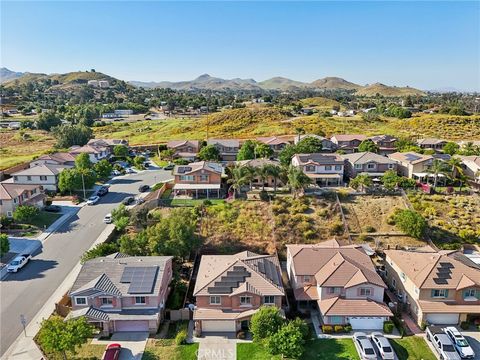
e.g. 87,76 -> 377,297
408,192 -> 480,249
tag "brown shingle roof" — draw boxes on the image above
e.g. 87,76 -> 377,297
293,153 -> 344,166
0,182 -> 43,200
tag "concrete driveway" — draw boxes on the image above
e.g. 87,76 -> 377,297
91,332 -> 149,360
197,336 -> 236,360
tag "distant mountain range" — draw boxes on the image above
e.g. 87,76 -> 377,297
1,67 -> 428,96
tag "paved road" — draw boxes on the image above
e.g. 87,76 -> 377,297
0,168 -> 173,356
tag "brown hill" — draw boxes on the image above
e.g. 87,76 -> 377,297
356,82 -> 425,97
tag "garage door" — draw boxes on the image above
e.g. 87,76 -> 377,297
115,320 -> 149,332
347,317 -> 385,330
425,313 -> 459,325
202,320 -> 236,332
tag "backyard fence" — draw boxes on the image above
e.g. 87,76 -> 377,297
169,308 -> 192,321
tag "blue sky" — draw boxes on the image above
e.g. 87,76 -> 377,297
1,1 -> 479,91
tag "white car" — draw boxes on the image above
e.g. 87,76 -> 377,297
103,213 -> 112,224
87,196 -> 100,205
354,332 -> 377,360
7,254 -> 31,272
125,168 -> 135,174
371,332 -> 395,360
112,170 -> 121,176
444,327 -> 476,359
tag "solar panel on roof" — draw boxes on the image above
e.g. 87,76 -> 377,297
258,261 -> 265,274
123,266 -> 159,294
405,154 -> 421,161
433,278 -> 448,285
439,262 -> 454,268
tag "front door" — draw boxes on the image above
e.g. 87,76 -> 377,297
241,320 -> 249,331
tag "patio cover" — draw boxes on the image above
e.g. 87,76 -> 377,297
305,173 -> 341,179
173,184 -> 221,190
413,172 -> 446,177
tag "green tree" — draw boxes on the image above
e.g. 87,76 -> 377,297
279,144 -> 298,167
114,216 -> 130,232
0,234 -> 9,257
13,205 -> 39,223
237,140 -> 256,160
443,142 -> 460,156
111,204 -> 130,221
227,166 -> 248,199
427,159 -> 449,189
198,145 -> 220,161
133,156 -> 146,170
52,124 -> 92,148
265,164 -> 282,193
159,149 -> 175,162
394,209 -> 427,239
119,232 -> 150,256
250,306 -> 284,342
287,165 -> 312,198
267,320 -> 306,359
358,139 -> 379,153
362,111 -> 380,122
296,137 -> 323,153
81,242 -> 119,263
36,111 -> 62,131
381,170 -> 401,190
254,143 -> 274,159
114,145 -> 129,158
74,153 -> 92,170
255,165 -> 271,191
93,159 -> 113,179
58,168 -> 81,194
37,316 -> 95,360
349,173 -> 373,192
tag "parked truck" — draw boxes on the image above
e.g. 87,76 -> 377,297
426,325 -> 461,360
6,254 -> 32,273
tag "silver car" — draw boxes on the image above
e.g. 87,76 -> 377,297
354,332 -> 377,360
371,332 -> 395,360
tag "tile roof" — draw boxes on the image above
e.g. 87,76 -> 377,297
256,136 -> 291,146
69,144 -> 108,155
293,286 -> 319,300
88,139 -> 127,147
318,297 -> 393,317
341,152 -> 397,165
34,152 -> 76,164
12,164 -> 69,176
417,138 -> 447,145
173,161 -> 224,176
236,159 -> 280,168
167,140 -> 200,149
369,135 -> 397,144
293,153 -> 344,165
193,251 -> 284,297
0,182 -> 43,200
193,308 -> 259,320
388,152 -> 433,164
331,134 -> 367,142
207,139 -> 240,148
384,250 -> 480,289
418,300 -> 480,314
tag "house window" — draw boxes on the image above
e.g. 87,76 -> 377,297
240,296 -> 251,305
354,164 -> 363,169
325,165 -> 332,170
328,287 -> 340,294
0,200 -> 2,205
264,296 -> 275,304
75,297 -> 87,305
179,175 -> 195,181
335,165 -> 342,170
27,176 -> 32,181
388,164 -> 395,169
414,286 -> 419,295
392,278 -> 396,288
7,211 -> 13,217
199,175 -> 209,182
463,289 -> 476,299
367,163 -> 376,169
330,316 -> 343,325
135,296 -> 146,304
431,289 -> 448,298
40,176 -> 47,181
303,275 -> 311,283
101,297 -> 113,306
210,296 -> 221,305
359,288 -> 372,296
305,165 -> 315,172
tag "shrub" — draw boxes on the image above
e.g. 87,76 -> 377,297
329,221 -> 344,235
365,225 -> 376,233
394,209 -> 427,239
383,321 -> 394,334
334,325 -> 344,333
250,306 -> 284,341
175,329 -> 188,345
344,324 -> 352,332
259,190 -> 270,202
460,321 -> 470,330
13,205 -> 39,223
322,325 -> 333,333
202,199 -> 212,206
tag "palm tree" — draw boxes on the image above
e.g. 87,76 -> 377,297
265,164 -> 282,193
256,165 -> 270,191
227,166 -> 248,200
447,157 -> 465,191
242,165 -> 257,190
427,159 -> 449,190
287,165 -> 311,198
350,173 -> 373,192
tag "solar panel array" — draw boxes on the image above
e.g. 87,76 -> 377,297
433,262 -> 454,285
120,266 -> 159,294
207,266 -> 251,294
405,154 -> 421,161
177,167 -> 192,174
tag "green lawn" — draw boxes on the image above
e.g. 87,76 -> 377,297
301,339 -> 360,360
24,211 -> 62,229
142,339 -> 198,360
390,336 -> 437,360
237,343 -> 281,360
171,198 -> 226,207
36,338 -> 105,360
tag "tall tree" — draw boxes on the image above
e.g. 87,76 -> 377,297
427,159 -> 449,189
227,166 -> 248,199
36,111 -> 61,131
75,153 -> 92,170
254,143 -> 274,159
113,145 -> 129,158
0,234 -> 10,257
256,165 -> 270,191
237,140 -> 256,161
265,164 -> 282,193
287,165 -> 311,198
198,145 -> 220,161
358,139 -> 379,153
52,124 -> 92,148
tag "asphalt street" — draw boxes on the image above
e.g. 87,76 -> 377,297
0,168 -> 173,356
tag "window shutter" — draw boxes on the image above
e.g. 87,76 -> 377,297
444,290 -> 449,298
431,289 -> 435,298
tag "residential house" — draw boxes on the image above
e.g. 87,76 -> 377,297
30,152 -> 76,167
387,152 -> 438,185
287,240 -> 392,330
330,135 -> 367,153
193,251 -> 284,334
256,136 -> 291,155
207,139 -> 240,162
341,152 -> 398,179
457,155 -> 480,184
173,161 -> 224,198
417,138 -> 447,152
88,138 -> 129,151
291,153 -> 344,187
369,135 -> 398,155
384,250 -> 480,326
67,253 -> 173,335
167,140 -> 200,162
10,164 -> 70,192
69,144 -> 110,164
0,182 -> 46,217
114,109 -> 133,116
294,134 -> 337,152
236,159 -> 283,189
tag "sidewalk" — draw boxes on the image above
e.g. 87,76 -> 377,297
2,224 -> 115,360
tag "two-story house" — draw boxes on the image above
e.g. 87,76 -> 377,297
287,240 -> 392,330
0,182 -> 46,217
256,136 -> 291,155
192,251 -> 284,335
167,140 -> 200,162
67,253 -> 173,335
417,138 -> 447,152
88,138 -> 129,151
291,153 -> 344,187
30,152 -> 76,167
369,135 -> 398,155
294,134 -> 337,152
388,152 -> 434,179
236,158 -> 284,189
330,135 -> 367,153
10,164 -> 71,192
173,161 -> 224,198
207,139 -> 240,162
457,155 -> 480,184
342,152 -> 398,179
384,250 -> 480,326
69,144 -> 110,164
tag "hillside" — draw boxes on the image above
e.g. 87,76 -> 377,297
356,82 -> 425,97
0,67 -> 25,83
310,77 -> 361,90
258,77 -> 308,90
300,97 -> 342,109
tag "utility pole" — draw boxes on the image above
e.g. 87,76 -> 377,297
81,172 -> 86,199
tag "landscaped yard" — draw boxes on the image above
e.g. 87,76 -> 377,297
35,338 -> 105,360
390,336 -> 437,360
142,339 -> 198,360
301,339 -> 360,360
24,211 -> 62,229
237,342 -> 281,360
171,198 -> 225,207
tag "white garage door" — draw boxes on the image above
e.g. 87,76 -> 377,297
115,320 -> 149,332
202,320 -> 236,332
425,313 -> 459,325
347,317 -> 385,330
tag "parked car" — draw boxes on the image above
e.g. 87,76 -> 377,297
135,197 -> 145,205
371,332 -> 395,360
163,164 -> 174,171
354,332 -> 377,360
138,184 -> 150,192
103,213 -> 112,224
7,254 -> 31,273
122,196 -> 135,205
102,343 -> 121,360
143,162 -> 150,168
44,205 -> 61,212
112,170 -> 121,176
97,186 -> 109,196
125,168 -> 135,174
444,327 -> 476,359
87,196 -> 100,205
426,326 -> 461,360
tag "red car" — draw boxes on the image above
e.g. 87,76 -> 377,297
103,343 -> 121,360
